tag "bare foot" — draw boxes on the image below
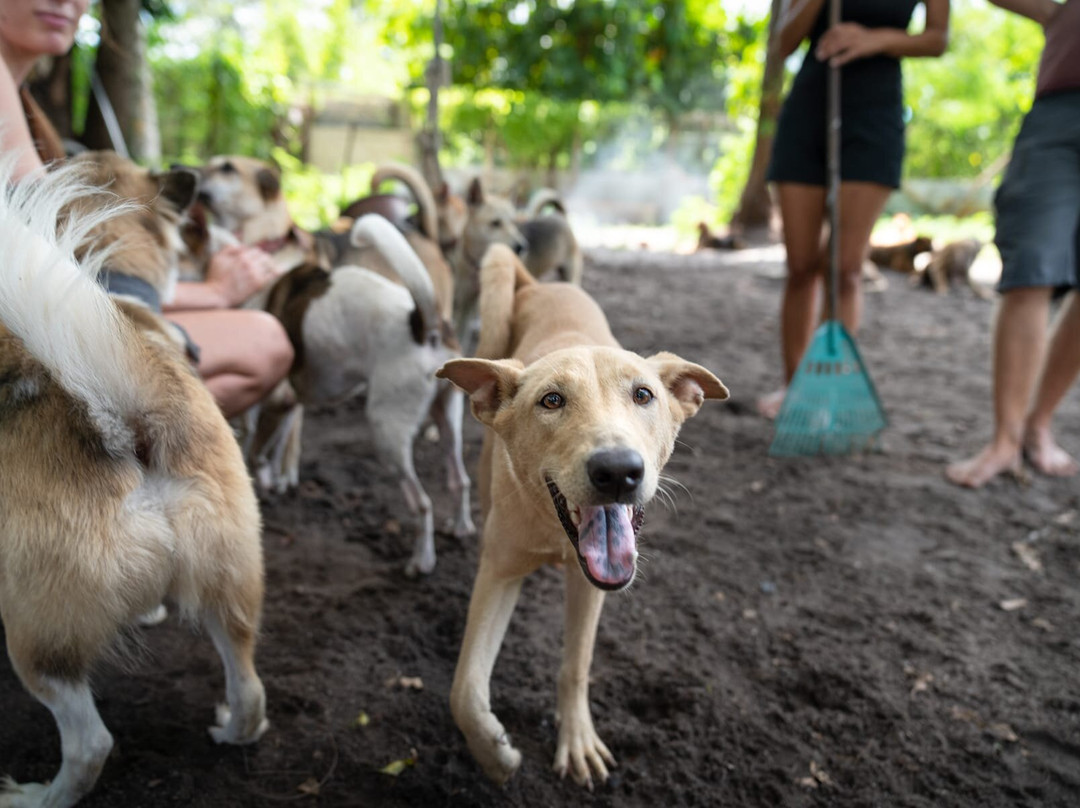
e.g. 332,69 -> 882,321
1024,427 -> 1079,477
945,442 -> 1022,488
756,387 -> 787,420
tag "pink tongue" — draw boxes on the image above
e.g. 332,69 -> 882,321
576,504 -> 637,586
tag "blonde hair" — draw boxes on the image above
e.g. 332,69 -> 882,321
20,86 -> 67,164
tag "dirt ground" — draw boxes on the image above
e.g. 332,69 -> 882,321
3,244 -> 1079,807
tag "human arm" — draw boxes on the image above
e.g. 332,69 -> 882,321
164,245 -> 279,312
775,0 -> 827,59
986,0 -> 1061,25
816,0 -> 950,67
0,58 -> 48,181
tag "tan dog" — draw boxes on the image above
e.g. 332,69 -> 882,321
197,155 -> 316,278
517,188 -> 584,284
451,177 -> 529,350
917,238 -> 992,299
437,246 -> 728,788
0,154 -> 267,808
695,221 -> 745,252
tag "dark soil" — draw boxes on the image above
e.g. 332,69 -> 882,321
3,246 -> 1080,807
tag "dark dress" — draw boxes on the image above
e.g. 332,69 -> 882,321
767,0 -> 920,189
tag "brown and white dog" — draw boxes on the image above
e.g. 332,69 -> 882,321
0,153 -> 267,807
197,155 -> 316,280
437,245 -> 727,788
250,215 -> 475,576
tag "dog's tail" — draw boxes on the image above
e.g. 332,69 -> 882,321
350,214 -> 441,345
370,162 -> 439,243
523,187 -> 566,219
476,244 -> 535,359
0,156 -> 150,453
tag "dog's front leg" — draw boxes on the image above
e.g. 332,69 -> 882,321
553,562 -> 615,790
451,557 -> 525,784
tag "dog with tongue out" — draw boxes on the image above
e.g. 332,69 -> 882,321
437,245 -> 728,790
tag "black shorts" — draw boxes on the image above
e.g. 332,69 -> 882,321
994,91 -> 1080,292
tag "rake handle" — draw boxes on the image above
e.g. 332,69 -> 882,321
826,0 -> 841,353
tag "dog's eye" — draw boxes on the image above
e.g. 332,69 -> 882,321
633,387 -> 654,405
540,392 -> 565,410
219,161 -> 237,174
490,219 -> 502,228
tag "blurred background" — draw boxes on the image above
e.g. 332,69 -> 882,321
34,0 -> 1041,255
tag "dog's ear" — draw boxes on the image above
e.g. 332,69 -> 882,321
434,182 -> 450,204
436,358 -> 524,426
257,166 -> 282,201
647,352 -> 729,420
154,167 -> 199,213
466,177 -> 485,207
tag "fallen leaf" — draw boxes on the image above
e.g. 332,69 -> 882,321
297,777 -> 321,796
354,711 -> 370,728
384,519 -> 402,535
950,705 -> 980,724
999,598 -> 1028,612
399,676 -> 424,690
809,760 -> 834,787
713,591 -> 726,603
1011,542 -> 1043,573
910,672 -> 934,695
1053,509 -> 1077,526
986,723 -> 1019,743
749,480 -> 765,493
742,608 -> 758,620
797,776 -> 818,789
380,750 -> 418,776
1031,617 -> 1054,632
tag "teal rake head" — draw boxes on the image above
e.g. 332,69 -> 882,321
769,321 -> 887,457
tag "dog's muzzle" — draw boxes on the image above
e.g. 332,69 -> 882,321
546,477 -> 645,592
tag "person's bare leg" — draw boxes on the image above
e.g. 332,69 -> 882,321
946,287 -> 1051,487
1024,291 -> 1080,476
835,182 -> 893,333
168,309 -> 294,418
757,183 -> 826,419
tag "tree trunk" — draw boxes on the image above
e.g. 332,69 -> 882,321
730,0 -> 784,238
418,0 -> 446,190
83,0 -> 160,163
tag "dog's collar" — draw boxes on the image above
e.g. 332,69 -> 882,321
99,270 -> 161,313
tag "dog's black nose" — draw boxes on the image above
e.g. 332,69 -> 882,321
587,448 -> 644,501
513,240 -> 527,256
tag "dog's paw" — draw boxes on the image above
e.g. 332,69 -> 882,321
404,553 -> 436,578
0,778 -> 50,808
472,730 -> 522,785
444,514 -> 477,539
208,703 -> 269,746
553,720 -> 616,790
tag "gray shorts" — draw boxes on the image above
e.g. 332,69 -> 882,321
995,90 -> 1080,292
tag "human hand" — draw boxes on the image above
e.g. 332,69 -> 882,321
205,245 -> 278,308
815,23 -> 883,67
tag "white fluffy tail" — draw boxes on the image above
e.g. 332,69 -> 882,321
350,214 -> 441,342
0,154 -> 145,450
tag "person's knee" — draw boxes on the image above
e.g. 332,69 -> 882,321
786,253 -> 821,285
248,312 -> 294,394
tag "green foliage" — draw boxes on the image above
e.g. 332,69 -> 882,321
903,1 -> 1040,178
272,149 -> 375,230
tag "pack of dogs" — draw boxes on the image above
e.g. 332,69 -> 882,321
0,148 -> 726,806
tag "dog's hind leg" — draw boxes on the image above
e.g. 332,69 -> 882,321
553,564 -> 615,789
429,381 -> 476,538
450,558 -> 526,784
203,607 -> 269,747
1,656 -> 113,808
368,389 -> 437,576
